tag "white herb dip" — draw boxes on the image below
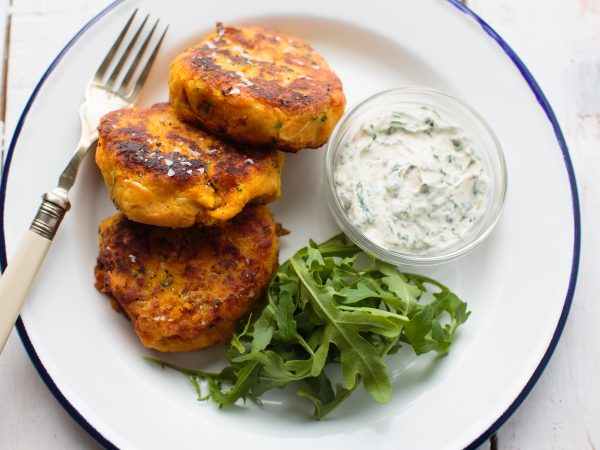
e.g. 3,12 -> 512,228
333,106 -> 490,253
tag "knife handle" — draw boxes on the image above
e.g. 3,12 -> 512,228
0,193 -> 69,354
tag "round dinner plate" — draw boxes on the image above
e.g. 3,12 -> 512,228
0,1 -> 579,449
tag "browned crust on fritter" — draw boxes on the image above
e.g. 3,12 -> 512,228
94,205 -> 279,352
96,103 -> 284,228
169,23 -> 346,152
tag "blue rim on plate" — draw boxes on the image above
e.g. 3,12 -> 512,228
0,1 -> 580,449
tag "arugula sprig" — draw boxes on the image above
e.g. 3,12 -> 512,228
146,234 -> 470,419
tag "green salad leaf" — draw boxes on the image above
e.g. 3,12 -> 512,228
146,234 -> 470,419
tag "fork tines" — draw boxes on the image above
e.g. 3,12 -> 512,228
93,9 -> 168,102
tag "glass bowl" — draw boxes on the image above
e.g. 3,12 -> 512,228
324,87 -> 507,266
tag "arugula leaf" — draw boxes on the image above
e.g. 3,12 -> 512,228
290,254 -> 393,401
298,373 -> 356,420
147,233 -> 470,419
230,313 -> 252,353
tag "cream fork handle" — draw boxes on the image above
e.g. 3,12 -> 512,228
0,230 -> 52,352
0,191 -> 69,354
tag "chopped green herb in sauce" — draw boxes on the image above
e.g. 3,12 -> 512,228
334,106 -> 490,252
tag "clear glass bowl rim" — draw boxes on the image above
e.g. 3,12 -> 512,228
324,86 -> 508,266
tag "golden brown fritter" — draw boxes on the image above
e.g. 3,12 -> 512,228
94,205 -> 279,352
96,103 -> 284,228
169,23 -> 346,152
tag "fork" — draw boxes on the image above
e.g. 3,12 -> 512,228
0,10 -> 167,354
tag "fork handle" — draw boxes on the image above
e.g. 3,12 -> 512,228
0,193 -> 69,354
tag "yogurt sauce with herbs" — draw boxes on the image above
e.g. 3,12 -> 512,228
334,106 -> 490,253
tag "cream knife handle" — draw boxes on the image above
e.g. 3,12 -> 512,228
0,191 -> 69,354
0,231 -> 52,352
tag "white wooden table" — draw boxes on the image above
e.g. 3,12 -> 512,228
0,1 -> 597,449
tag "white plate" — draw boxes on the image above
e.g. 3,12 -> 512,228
0,1 -> 580,449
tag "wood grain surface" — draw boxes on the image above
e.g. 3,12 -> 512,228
0,1 -> 597,449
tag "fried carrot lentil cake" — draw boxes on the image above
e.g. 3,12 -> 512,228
168,23 -> 346,152
94,205 -> 279,352
96,103 -> 284,228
